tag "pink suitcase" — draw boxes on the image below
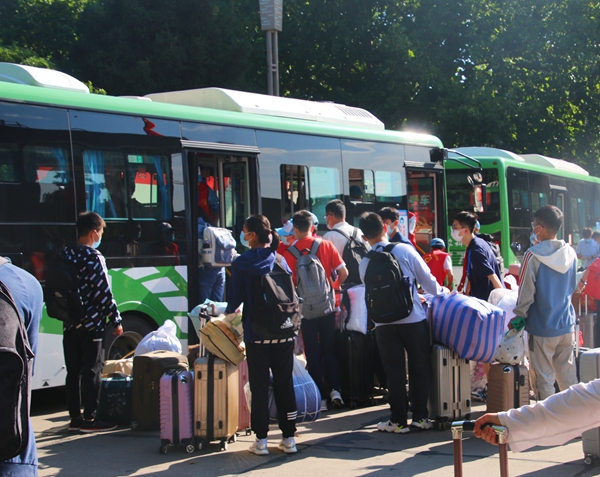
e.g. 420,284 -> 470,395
159,369 -> 195,454
238,360 -> 251,435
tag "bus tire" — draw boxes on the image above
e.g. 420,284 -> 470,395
104,313 -> 156,360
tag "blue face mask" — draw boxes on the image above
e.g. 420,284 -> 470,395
92,237 -> 102,249
239,230 -> 250,248
530,225 -> 541,247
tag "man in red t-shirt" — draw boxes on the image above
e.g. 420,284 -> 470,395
283,210 -> 348,410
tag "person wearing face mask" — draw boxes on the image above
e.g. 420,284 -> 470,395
272,212 -> 320,255
452,211 -> 503,300
510,205 -> 578,401
575,227 -> 599,270
60,212 -> 123,433
377,207 -> 413,247
226,215 -> 298,456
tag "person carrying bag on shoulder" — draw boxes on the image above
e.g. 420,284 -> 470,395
225,215 -> 300,456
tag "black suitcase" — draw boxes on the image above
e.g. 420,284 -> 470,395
97,374 -> 132,425
335,330 -> 375,408
131,350 -> 189,430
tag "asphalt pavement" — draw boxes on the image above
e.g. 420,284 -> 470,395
31,389 -> 600,477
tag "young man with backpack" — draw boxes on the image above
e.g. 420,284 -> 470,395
283,210 -> 349,410
323,199 -> 369,285
0,258 -> 42,476
358,212 -> 446,434
61,212 -> 123,433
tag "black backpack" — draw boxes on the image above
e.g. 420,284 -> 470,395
252,255 -> 302,340
44,248 -> 85,325
0,277 -> 34,461
364,243 -> 414,324
330,228 -> 369,285
476,233 -> 504,277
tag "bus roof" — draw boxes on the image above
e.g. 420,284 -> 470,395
0,62 -> 90,94
145,87 -> 385,130
0,64 -> 442,148
448,146 -> 595,180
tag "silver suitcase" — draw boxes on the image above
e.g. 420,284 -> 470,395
428,344 -> 471,430
579,348 -> 600,464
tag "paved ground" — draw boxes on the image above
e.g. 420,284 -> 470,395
31,389 -> 600,477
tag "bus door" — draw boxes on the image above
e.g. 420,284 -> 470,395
183,143 -> 260,314
405,164 -> 445,255
550,185 -> 567,242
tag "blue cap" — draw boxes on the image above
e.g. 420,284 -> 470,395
275,212 -> 319,237
430,238 -> 445,248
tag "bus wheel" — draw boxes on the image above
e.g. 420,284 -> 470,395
104,314 -> 155,360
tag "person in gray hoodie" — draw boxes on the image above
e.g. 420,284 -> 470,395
512,205 -> 578,400
225,215 -> 298,456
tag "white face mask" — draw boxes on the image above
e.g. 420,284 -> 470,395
451,228 -> 463,243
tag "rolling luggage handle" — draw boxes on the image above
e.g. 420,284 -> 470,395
452,420 -> 509,477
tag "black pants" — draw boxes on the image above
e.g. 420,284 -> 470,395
375,320 -> 431,426
246,341 -> 297,439
63,327 -> 104,421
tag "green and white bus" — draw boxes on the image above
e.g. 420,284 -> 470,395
445,147 -> 600,278
0,63 -> 447,389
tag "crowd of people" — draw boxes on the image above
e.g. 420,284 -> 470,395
2,196 -> 597,474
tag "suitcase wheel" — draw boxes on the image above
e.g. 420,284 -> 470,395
229,434 -> 237,443
185,444 -> 195,454
220,440 -> 228,451
584,455 -> 594,465
130,420 -> 139,431
349,401 -> 358,410
159,445 -> 168,454
245,428 -> 252,436
197,441 -> 204,452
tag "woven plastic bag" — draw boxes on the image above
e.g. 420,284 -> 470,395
134,319 -> 182,356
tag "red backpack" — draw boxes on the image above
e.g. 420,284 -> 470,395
584,259 -> 600,300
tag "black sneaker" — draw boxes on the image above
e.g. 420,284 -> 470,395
68,417 -> 83,432
80,419 -> 117,433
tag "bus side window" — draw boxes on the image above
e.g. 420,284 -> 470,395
375,170 -> 403,203
280,164 -> 308,221
308,166 -> 342,222
348,168 -> 375,203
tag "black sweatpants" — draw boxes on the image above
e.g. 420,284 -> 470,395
63,326 -> 104,421
246,341 -> 297,439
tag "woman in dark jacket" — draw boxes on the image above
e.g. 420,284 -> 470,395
225,215 -> 297,455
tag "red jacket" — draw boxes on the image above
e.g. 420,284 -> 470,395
423,249 -> 449,286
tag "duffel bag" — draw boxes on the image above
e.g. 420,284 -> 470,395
200,319 -> 245,366
430,292 -> 505,363
102,350 -> 134,377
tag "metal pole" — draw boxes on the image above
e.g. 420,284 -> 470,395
273,30 -> 279,96
266,32 -> 273,96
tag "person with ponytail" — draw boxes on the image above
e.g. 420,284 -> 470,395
225,215 -> 298,456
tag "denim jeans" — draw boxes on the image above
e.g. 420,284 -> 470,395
198,266 -> 225,303
375,320 -> 431,425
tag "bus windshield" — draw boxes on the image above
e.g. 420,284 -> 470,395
446,168 -> 500,225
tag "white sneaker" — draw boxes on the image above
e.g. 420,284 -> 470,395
330,389 -> 344,408
278,437 -> 297,454
376,420 -> 410,433
410,419 -> 433,431
249,438 -> 269,455
320,399 -> 328,411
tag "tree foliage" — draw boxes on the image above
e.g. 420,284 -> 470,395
1,0 -> 599,172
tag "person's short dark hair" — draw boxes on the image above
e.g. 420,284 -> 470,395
378,207 -> 399,223
534,205 -> 563,234
325,199 -> 345,219
453,211 -> 478,233
359,212 -> 384,239
77,211 -> 105,237
292,210 -> 312,233
245,214 -> 280,252
593,231 -> 600,240
582,227 -> 593,239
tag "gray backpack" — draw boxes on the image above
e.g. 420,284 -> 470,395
289,239 -> 335,319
